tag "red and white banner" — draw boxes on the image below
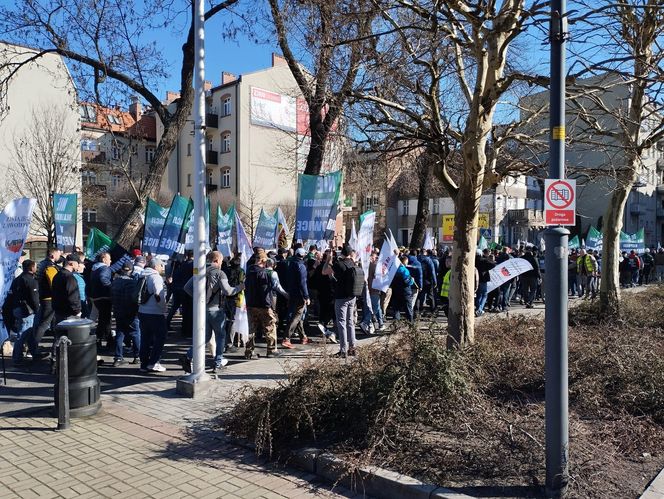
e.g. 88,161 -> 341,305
250,87 -> 296,132
486,258 -> 534,293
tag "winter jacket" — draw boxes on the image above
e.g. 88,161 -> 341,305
170,259 -> 193,291
138,267 -> 167,315
52,268 -> 81,317
406,256 -> 423,288
183,265 -> 241,308
521,253 -> 541,279
245,264 -> 273,309
111,274 -> 139,321
418,255 -> 438,288
475,257 -> 496,284
89,262 -> 112,300
10,271 -> 40,315
287,257 -> 309,301
36,259 -> 59,300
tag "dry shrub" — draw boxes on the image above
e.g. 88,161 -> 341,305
222,287 -> 664,498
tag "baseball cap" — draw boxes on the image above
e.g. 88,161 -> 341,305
135,255 -> 146,265
295,248 -> 306,257
121,261 -> 133,272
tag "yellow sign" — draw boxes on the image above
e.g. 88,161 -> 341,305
441,213 -> 490,242
552,126 -> 566,140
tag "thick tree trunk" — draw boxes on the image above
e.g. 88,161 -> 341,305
303,112 -> 328,175
599,177 -> 632,315
410,161 -> 432,249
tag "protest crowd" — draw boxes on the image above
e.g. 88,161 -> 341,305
4,237 -> 663,372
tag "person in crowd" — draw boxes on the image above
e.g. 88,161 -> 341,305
439,256 -> 452,317
361,249 -> 386,332
52,253 -> 83,325
568,250 -> 579,297
274,248 -> 291,339
311,250 -> 337,342
111,262 -> 141,366
166,251 -> 193,336
655,248 -> 664,281
283,248 -> 310,348
520,246 -> 540,308
619,251 -> 631,288
627,249 -> 641,287
71,253 -> 89,318
406,251 -> 423,317
181,251 -> 244,372
89,252 -> 113,349
138,257 -> 168,373
641,248 -> 654,285
495,247 -> 513,311
391,255 -> 416,322
32,247 -> 62,348
475,249 -> 495,316
244,249 -> 281,359
10,260 -> 46,363
417,249 -> 438,316
133,255 -> 146,278
225,252 -> 246,351
322,244 -> 362,357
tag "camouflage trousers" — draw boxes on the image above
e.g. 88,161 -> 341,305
246,306 -> 278,355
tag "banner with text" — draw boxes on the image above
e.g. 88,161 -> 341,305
155,195 -> 191,256
486,258 -> 534,293
217,204 -> 235,257
620,228 -> 645,252
441,212 -> 490,242
372,230 -> 400,292
294,171 -> 342,242
357,210 -> 375,276
143,198 -> 168,254
586,226 -> 603,252
253,209 -> 277,249
53,193 -> 77,251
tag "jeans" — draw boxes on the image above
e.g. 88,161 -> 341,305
115,317 -> 141,361
521,276 -> 538,305
187,306 -> 226,366
138,313 -> 167,368
369,294 -> 384,328
334,297 -> 356,353
286,299 -> 307,340
500,282 -> 512,310
93,299 -> 112,341
568,272 -> 578,296
393,291 -> 414,322
12,309 -> 35,360
475,281 -> 488,314
631,270 -> 639,286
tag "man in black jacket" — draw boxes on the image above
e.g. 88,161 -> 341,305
245,249 -> 279,359
475,249 -> 496,316
284,248 -> 310,348
111,262 -> 141,366
89,252 -> 113,347
520,246 -> 541,308
11,260 -> 46,362
52,254 -> 82,325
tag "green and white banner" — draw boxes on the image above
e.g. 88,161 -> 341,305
217,204 -> 235,257
253,208 -> 277,249
569,235 -> 580,250
53,193 -> 77,252
586,226 -> 603,252
143,198 -> 168,254
155,195 -> 192,256
620,228 -> 645,252
294,171 -> 342,242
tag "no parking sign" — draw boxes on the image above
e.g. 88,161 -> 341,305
544,179 -> 576,226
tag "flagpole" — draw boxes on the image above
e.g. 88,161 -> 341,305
178,0 -> 209,394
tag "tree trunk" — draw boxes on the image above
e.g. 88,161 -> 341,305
410,160 -> 432,249
599,177 -> 632,315
304,113 -> 328,175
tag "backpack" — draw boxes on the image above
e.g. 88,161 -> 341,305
135,276 -> 152,305
344,261 -> 365,297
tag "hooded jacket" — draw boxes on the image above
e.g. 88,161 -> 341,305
138,267 -> 167,315
89,262 -> 112,300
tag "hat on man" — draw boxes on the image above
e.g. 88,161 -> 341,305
135,255 -> 146,265
121,261 -> 133,273
295,248 -> 306,257
66,253 -> 84,264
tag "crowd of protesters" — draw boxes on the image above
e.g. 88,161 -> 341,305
3,241 -> 662,372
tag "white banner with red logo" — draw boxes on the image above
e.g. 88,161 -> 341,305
486,258 -> 534,293
372,230 -> 400,292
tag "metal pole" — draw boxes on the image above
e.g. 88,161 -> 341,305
188,0 -> 209,384
56,336 -> 72,431
545,0 -> 569,496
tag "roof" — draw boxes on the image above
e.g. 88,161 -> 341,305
79,102 -> 156,141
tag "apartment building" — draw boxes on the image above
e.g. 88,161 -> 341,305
160,54 -> 343,225
79,98 -> 157,237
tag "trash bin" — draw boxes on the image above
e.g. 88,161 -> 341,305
54,318 -> 101,417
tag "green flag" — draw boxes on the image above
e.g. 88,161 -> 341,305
85,227 -> 113,260
569,235 -> 580,250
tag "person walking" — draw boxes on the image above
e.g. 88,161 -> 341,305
51,254 -> 83,325
322,244 -> 363,357
655,248 -> 664,281
10,260 -> 45,363
111,262 -> 141,366
32,247 -> 62,348
89,252 -> 113,350
311,250 -> 337,342
361,250 -> 386,332
138,258 -> 168,373
475,249 -> 495,316
283,248 -> 310,348
641,248 -> 655,285
245,250 -> 281,359
166,251 -> 193,336
391,255 -> 416,322
520,246 -> 541,308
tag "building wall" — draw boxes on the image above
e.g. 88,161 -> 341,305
0,42 -> 82,246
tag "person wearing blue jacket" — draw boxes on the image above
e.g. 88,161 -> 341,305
284,248 -> 310,348
391,256 -> 416,322
417,250 -> 438,316
406,252 -> 423,317
89,252 -> 113,350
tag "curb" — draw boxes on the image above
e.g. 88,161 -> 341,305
640,466 -> 664,499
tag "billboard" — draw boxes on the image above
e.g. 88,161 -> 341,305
441,212 -> 490,242
250,87 -> 296,132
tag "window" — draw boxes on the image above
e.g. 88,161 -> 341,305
83,209 -> 97,223
365,191 -> 379,211
111,174 -> 121,189
221,168 -> 231,189
401,200 -> 409,216
401,229 -> 409,247
82,170 -> 97,186
207,169 -> 214,184
79,104 -> 97,122
223,97 -> 231,116
187,143 -> 191,157
222,133 -> 231,153
80,139 -> 98,151
187,174 -> 192,187
145,146 -> 155,163
106,114 -> 121,125
432,198 -> 439,214
112,146 -> 120,160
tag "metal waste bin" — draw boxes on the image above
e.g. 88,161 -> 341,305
54,318 -> 101,417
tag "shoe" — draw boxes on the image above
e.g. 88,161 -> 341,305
333,351 -> 347,358
228,345 -> 238,353
267,349 -> 281,358
301,337 -> 311,345
139,367 -> 149,372
130,357 -> 139,364
348,348 -> 357,357
359,322 -> 369,334
317,323 -> 327,335
326,333 -> 338,344
220,358 -> 229,367
378,324 -> 387,332
281,339 -> 295,349
113,359 -> 128,367
147,362 -> 166,372
179,355 -> 192,374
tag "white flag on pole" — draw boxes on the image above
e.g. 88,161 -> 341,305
372,232 -> 400,292
423,229 -> 434,250
486,258 -> 534,293
357,211 -> 375,277
349,219 -> 358,251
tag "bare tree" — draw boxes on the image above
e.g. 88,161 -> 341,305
565,1 -> 664,315
268,0 -> 375,175
7,106 -> 80,246
0,0 -> 241,248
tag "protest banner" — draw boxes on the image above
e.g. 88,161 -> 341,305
357,210 -> 375,276
253,209 -> 277,249
586,226 -> 602,252
423,229 -> 434,250
294,171 -> 342,242
372,231 -> 400,292
217,204 -> 235,257
143,198 -> 168,254
348,219 -> 358,251
184,197 -> 210,253
569,235 -> 580,250
486,258 -> 534,293
620,228 -> 645,252
85,227 -> 132,272
53,193 -> 77,251
155,195 -> 191,256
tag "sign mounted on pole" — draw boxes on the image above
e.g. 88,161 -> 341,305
544,179 -> 576,226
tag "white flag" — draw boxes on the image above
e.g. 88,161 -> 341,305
423,229 -> 434,250
357,211 -> 376,277
486,258 -> 534,293
540,237 -> 546,252
372,232 -> 400,292
389,229 -> 398,250
349,219 -> 358,251
235,211 -> 252,271
275,207 -> 290,236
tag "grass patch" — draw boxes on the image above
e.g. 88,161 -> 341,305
222,286 -> 664,498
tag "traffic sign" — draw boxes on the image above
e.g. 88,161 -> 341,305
544,179 -> 576,226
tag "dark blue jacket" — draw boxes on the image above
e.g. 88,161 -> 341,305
418,255 -> 437,288
111,274 -> 138,320
287,257 -> 309,301
89,263 -> 112,300
245,264 -> 272,309
407,256 -> 423,288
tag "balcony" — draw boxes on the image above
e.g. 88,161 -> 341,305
206,183 -> 218,193
81,150 -> 107,165
630,203 -> 642,215
206,113 -> 218,128
508,209 -> 545,226
206,149 -> 218,165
